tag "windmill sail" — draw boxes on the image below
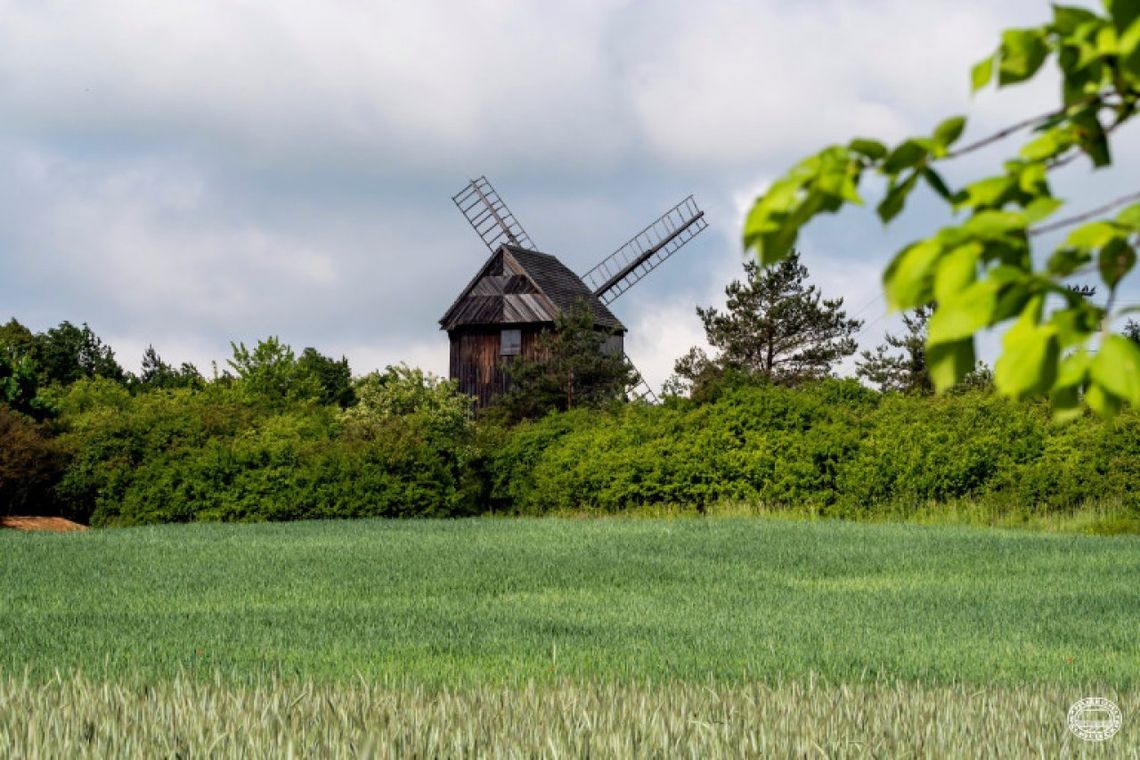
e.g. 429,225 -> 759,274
452,176 -> 536,252
580,196 -> 707,305
625,354 -> 658,404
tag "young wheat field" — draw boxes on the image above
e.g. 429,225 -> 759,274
1,517 -> 1137,756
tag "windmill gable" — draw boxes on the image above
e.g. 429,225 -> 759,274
439,245 -> 624,332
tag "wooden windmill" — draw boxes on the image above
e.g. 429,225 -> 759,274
440,176 -> 708,407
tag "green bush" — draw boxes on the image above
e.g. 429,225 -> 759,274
37,369 -> 1140,527
487,380 -> 1138,520
0,406 -> 69,516
56,377 -> 477,527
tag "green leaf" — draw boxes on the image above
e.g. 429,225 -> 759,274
998,28 -> 1050,85
1049,302 -> 1103,347
992,280 -> 1032,323
956,176 -> 1015,211
1019,128 -> 1074,161
995,313 -> 1059,400
848,138 -> 887,161
1065,221 -> 1122,251
928,338 -> 976,393
883,239 -> 942,310
1052,347 -> 1094,420
1016,162 -> 1049,195
876,171 -> 920,223
971,54 -> 994,92
1115,201 -> 1140,229
963,210 -> 1029,241
882,139 -> 930,175
1096,24 -> 1119,54
1023,196 -> 1063,224
1120,17 -> 1140,73
1046,246 -> 1092,276
1106,0 -> 1140,33
922,168 -> 955,202
743,175 -> 803,265
934,243 -> 981,303
1051,384 -> 1083,422
1052,5 -> 1099,34
1090,334 -> 1140,404
1085,382 -> 1123,417
743,150 -> 864,265
1055,347 -> 1091,387
928,281 -> 999,345
1098,238 -> 1137,288
1072,109 -> 1111,167
932,116 -> 967,152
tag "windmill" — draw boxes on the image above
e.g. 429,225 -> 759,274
440,176 -> 708,407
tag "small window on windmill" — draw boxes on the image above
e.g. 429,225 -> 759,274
501,329 -> 522,356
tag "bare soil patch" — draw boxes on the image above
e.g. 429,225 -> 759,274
0,516 -> 88,532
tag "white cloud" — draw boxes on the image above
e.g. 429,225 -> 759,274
1,0 -> 1135,386
0,0 -> 636,174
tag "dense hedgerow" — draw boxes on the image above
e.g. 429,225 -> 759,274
489,380 -> 1139,519
3,374 -> 1137,527
47,373 -> 478,526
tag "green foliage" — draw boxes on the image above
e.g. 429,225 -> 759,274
134,346 -> 204,392
32,321 -> 125,387
490,382 -> 1137,519
3,315 -> 1133,529
0,406 -> 69,516
669,254 -> 861,396
0,354 -> 49,419
855,306 -> 933,394
0,319 -> 129,417
344,364 -> 469,440
56,380 -> 476,526
296,347 -> 355,408
2,519 -> 1136,687
227,337 -> 322,407
498,301 -> 636,421
0,319 -> 37,362
743,2 -> 1140,415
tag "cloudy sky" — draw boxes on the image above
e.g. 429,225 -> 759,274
2,0 -> 1138,391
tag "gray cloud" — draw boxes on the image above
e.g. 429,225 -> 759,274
1,0 -> 1134,391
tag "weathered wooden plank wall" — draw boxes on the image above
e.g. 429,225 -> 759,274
448,326 -> 545,407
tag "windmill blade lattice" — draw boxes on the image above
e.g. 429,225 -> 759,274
581,196 -> 707,305
452,176 -> 536,252
625,354 -> 658,404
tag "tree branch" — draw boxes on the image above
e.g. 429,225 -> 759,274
1029,190 -> 1140,237
943,94 -> 1115,161
945,108 -> 1062,160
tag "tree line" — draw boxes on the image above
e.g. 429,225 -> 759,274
2,250 -> 1138,527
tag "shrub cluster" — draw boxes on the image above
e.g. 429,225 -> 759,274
489,380 -> 1139,519
44,373 -> 477,527
3,353 -> 1137,527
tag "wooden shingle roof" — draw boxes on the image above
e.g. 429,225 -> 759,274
439,245 -> 625,332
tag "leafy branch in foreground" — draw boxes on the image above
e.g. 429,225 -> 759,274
743,1 -> 1140,418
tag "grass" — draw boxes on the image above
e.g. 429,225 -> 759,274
2,517 -> 1137,686
550,498 -> 1140,535
2,672 -> 1135,758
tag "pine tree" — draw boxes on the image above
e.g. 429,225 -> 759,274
499,300 -> 637,420
856,306 -> 933,394
137,346 -> 204,391
669,252 -> 861,396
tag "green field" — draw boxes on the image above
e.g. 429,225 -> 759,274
2,518 -> 1137,755
3,518 -> 1138,684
